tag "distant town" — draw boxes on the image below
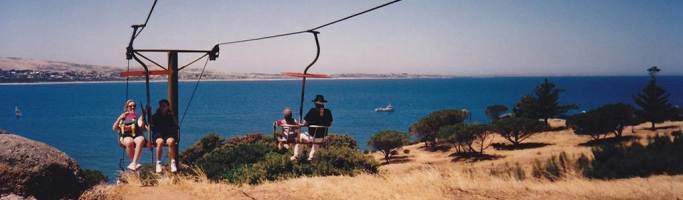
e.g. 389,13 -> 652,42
0,57 -> 447,83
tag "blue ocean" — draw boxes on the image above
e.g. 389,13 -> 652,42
1,77 -> 682,178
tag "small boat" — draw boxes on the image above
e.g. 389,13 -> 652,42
15,106 -> 22,118
374,104 -> 394,112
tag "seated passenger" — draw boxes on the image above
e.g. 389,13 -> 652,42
112,100 -> 146,171
291,95 -> 333,161
275,107 -> 300,150
151,99 -> 179,173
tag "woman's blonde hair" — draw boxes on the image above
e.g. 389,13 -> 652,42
123,99 -> 136,112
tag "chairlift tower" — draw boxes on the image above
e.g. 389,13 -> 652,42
125,23 -> 219,157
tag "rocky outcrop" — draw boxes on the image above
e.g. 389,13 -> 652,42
0,133 -> 85,199
0,193 -> 36,200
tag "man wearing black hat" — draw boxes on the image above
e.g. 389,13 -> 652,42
291,94 -> 333,161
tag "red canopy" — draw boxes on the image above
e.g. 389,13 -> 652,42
120,70 -> 169,77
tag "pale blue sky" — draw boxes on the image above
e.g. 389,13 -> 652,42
1,0 -> 681,75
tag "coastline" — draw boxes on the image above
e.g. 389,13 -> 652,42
0,77 -> 452,86
3,75 -> 683,86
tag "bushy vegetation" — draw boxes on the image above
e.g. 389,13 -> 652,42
584,134 -> 683,179
488,162 -> 527,180
232,146 -> 378,184
634,67 -> 679,130
514,78 -> 577,123
324,134 -> 358,149
567,103 -> 638,140
199,143 -> 275,179
80,169 -> 107,190
492,117 -> 547,145
530,152 -> 575,181
489,152 -> 589,181
409,109 -> 469,149
485,105 -> 508,122
368,130 -> 408,162
437,124 -> 493,154
180,133 -> 225,164
181,133 -> 378,185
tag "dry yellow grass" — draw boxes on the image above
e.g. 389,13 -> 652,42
81,120 -> 683,200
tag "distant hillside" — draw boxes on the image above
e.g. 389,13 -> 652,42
0,57 -> 120,73
0,57 -> 447,83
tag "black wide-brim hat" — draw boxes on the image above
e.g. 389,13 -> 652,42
312,95 -> 328,103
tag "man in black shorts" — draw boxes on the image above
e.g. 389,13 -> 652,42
151,99 -> 179,173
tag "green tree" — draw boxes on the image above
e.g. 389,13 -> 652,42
409,109 -> 469,149
535,79 -> 577,123
514,79 -> 576,123
634,67 -> 677,130
368,130 -> 408,162
438,124 -> 492,154
437,124 -> 470,153
568,103 -> 638,140
596,103 -> 638,137
567,111 -> 611,140
493,117 -> 548,145
485,105 -> 508,122
513,95 -> 540,119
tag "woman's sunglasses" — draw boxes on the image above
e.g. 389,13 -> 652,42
128,105 -> 136,108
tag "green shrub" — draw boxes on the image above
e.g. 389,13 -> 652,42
324,134 -> 358,149
180,133 -> 224,164
584,134 -> 683,179
198,143 -> 276,180
529,152 -> 578,181
567,111 -> 611,140
513,163 -> 526,180
567,103 -> 638,140
368,130 -> 408,162
229,146 -> 379,185
227,152 -> 294,184
224,133 -> 272,147
313,146 -> 379,175
80,169 -> 107,189
184,133 -> 379,185
488,162 -> 526,180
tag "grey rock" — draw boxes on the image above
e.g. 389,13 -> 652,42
0,193 -> 36,200
0,134 -> 85,200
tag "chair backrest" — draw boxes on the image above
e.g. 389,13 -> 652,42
272,121 -> 282,139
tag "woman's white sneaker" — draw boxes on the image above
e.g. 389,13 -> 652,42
127,162 -> 138,171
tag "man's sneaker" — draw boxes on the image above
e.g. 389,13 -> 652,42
170,160 -> 178,173
155,161 -> 163,173
289,156 -> 298,161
